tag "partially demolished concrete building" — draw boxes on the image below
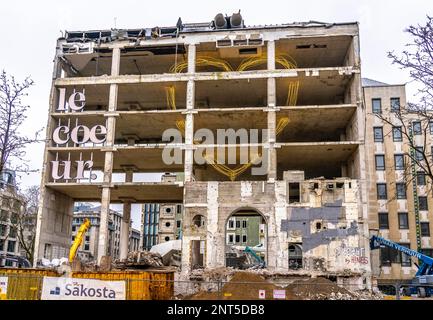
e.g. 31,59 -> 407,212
34,14 -> 371,287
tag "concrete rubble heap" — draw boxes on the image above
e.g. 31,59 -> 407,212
113,251 -> 164,269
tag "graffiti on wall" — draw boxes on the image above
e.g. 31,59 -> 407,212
335,244 -> 369,265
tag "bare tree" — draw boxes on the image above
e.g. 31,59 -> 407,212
375,16 -> 433,194
8,185 -> 39,263
0,70 -> 42,175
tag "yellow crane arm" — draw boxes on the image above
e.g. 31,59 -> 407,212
69,218 -> 91,263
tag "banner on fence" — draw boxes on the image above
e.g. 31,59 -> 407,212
0,277 -> 8,299
273,289 -> 286,299
41,276 -> 126,300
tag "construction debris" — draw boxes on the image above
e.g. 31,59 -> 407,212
185,271 -> 383,300
113,251 -> 164,269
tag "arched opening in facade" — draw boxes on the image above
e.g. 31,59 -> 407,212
225,208 -> 267,269
288,243 -> 303,270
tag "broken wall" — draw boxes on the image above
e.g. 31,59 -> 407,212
181,179 -> 371,279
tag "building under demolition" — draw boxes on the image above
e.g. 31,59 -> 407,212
34,13 -> 371,288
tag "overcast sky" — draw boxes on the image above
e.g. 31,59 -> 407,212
0,0 -> 432,228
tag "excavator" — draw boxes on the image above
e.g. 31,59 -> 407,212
370,235 -> 433,297
69,218 -> 91,263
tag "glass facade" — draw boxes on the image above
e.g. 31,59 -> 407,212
142,203 -> 160,250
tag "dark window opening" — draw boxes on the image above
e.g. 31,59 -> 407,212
419,196 -> 428,210
394,154 -> 405,170
375,155 -> 385,170
399,243 -> 412,267
391,97 -> 400,112
289,182 -> 300,203
377,183 -> 387,200
372,98 -> 382,114
396,183 -> 406,199
392,126 -> 402,142
417,172 -> 426,186
374,127 -> 383,142
415,146 -> 424,161
378,213 -> 389,229
421,222 -> 430,237
413,121 -> 422,135
288,244 -> 303,270
398,212 -> 409,229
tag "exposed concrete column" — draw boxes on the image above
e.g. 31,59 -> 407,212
267,40 -> 277,181
185,44 -> 196,182
97,47 -> 120,264
119,166 -> 135,259
187,44 -> 196,73
120,201 -> 131,259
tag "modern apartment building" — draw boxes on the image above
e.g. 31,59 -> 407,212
364,78 -> 433,284
34,14 -> 371,288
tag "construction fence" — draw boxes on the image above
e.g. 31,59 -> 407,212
0,268 -> 174,300
1,268 -> 429,300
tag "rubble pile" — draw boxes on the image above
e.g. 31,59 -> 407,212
113,251 -> 164,269
186,271 -> 383,300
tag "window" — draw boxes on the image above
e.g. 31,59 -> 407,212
392,126 -> 402,142
0,239 -> 4,251
7,240 -> 15,253
10,213 -> 18,224
0,211 -> 7,221
289,182 -> 301,203
193,215 -> 205,227
391,97 -> 400,112
72,236 -> 75,241
430,121 -> 433,135
378,213 -> 389,229
417,172 -> 426,186
0,224 -> 6,236
288,244 -> 303,270
394,154 -> 404,170
8,227 -> 16,238
399,243 -> 412,267
419,196 -> 428,210
72,226 -> 76,232
176,204 -> 182,214
227,234 -> 234,244
398,212 -> 409,229
84,244 -> 90,250
242,235 -> 247,243
242,220 -> 247,228
235,235 -> 240,243
85,236 -> 90,242
413,121 -> 422,135
396,183 -> 406,199
415,147 -> 424,161
176,220 -> 181,228
377,183 -> 387,200
374,127 -> 383,142
421,249 -> 433,257
421,222 -> 430,237
380,246 -> 399,266
228,219 -> 235,229
372,98 -> 382,114
236,220 -> 241,228
375,155 -> 385,170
